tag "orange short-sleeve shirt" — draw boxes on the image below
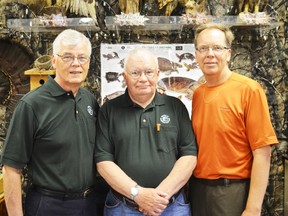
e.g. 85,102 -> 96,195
192,72 -> 278,179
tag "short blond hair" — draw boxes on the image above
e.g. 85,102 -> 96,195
194,23 -> 235,48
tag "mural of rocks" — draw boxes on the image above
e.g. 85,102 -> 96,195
0,0 -> 287,215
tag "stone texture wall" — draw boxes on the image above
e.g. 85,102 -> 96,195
0,0 -> 287,215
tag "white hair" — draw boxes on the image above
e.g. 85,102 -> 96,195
53,29 -> 92,56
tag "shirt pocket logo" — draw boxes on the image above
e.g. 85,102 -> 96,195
160,114 -> 170,124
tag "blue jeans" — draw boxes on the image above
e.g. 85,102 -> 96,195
104,190 -> 191,216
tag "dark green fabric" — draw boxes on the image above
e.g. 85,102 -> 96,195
1,77 -> 99,192
95,90 -> 197,188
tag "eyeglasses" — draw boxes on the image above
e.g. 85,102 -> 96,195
127,70 -> 156,79
196,45 -> 230,54
57,54 -> 90,64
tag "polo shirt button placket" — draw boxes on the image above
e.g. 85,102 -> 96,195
140,112 -> 148,128
75,110 -> 79,120
140,118 -> 148,129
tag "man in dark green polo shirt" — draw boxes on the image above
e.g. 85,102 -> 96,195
1,29 -> 105,215
95,48 -> 198,216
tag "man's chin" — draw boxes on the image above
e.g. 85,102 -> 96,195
68,79 -> 84,85
137,90 -> 155,95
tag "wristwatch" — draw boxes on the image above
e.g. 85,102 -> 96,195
130,184 -> 139,200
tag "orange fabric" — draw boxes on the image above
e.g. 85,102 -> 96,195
192,72 -> 278,179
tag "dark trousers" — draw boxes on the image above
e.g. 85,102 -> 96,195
25,188 -> 99,216
190,177 -> 250,216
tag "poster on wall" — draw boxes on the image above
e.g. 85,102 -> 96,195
100,44 -> 203,116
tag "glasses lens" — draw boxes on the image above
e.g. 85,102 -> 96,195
62,56 -> 73,62
78,57 -> 89,64
145,71 -> 155,77
130,71 -> 140,78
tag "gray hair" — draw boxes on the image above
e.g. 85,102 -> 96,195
123,48 -> 159,72
53,29 -> 92,56
194,23 -> 235,48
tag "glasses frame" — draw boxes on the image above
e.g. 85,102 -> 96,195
196,45 -> 230,55
57,54 -> 90,65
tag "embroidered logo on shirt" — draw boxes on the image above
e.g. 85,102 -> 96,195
87,106 -> 93,116
160,114 -> 170,124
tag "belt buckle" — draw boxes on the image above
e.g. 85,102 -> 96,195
223,178 -> 230,187
169,195 -> 175,204
122,197 -> 127,205
83,188 -> 92,198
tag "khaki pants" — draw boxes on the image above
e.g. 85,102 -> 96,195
190,177 -> 250,216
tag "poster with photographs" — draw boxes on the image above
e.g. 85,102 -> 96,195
100,44 -> 204,117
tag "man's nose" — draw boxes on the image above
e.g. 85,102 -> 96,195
139,72 -> 148,80
206,48 -> 215,56
71,57 -> 81,65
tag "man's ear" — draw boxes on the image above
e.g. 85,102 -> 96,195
156,70 -> 160,76
122,72 -> 127,82
51,55 -> 56,69
227,50 -> 232,62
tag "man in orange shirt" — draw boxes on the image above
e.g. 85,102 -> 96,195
191,23 -> 278,216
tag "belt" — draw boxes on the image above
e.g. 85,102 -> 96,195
198,178 -> 250,187
111,188 -> 182,210
32,185 -> 94,200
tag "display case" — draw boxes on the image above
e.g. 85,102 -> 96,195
6,17 -> 99,32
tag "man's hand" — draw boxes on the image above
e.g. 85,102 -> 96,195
135,187 -> 169,216
241,208 -> 261,216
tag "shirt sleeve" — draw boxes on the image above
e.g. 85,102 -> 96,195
1,100 -> 38,169
245,85 -> 278,150
94,104 -> 115,163
176,99 -> 198,157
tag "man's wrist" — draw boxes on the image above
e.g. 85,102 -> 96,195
130,184 -> 139,200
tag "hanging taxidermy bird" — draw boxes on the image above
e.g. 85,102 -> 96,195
61,0 -> 97,21
158,0 -> 206,16
118,0 -> 141,14
237,0 -> 268,14
1,0 -> 98,24
184,0 -> 206,16
158,0 -> 180,16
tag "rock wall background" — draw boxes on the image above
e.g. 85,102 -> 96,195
0,0 -> 287,215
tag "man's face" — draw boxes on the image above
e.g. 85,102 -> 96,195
195,28 -> 231,77
52,42 -> 90,89
123,54 -> 160,100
